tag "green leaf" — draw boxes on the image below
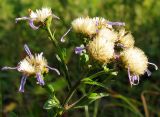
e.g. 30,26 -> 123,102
43,95 -> 61,110
81,78 -> 107,89
61,48 -> 67,60
74,93 -> 109,108
114,94 -> 143,117
44,84 -> 55,94
56,54 -> 62,62
80,53 -> 89,63
8,112 -> 18,117
48,78 -> 67,91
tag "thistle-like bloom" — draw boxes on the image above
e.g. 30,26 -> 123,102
117,28 -> 135,48
71,17 -> 97,36
2,44 -> 60,92
98,28 -> 118,43
87,35 -> 115,64
15,7 -> 59,30
121,47 -> 158,86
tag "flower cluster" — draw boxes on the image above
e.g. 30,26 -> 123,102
72,16 -> 158,86
2,44 -> 60,92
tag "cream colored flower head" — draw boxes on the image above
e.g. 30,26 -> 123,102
87,35 -> 115,64
121,47 -> 158,86
118,28 -> 135,48
71,17 -> 97,36
17,59 -> 35,75
2,44 -> 60,92
121,47 -> 148,86
121,47 -> 148,75
15,7 -> 59,30
29,7 -> 52,22
25,52 -> 48,74
92,17 -> 112,29
98,28 -> 118,43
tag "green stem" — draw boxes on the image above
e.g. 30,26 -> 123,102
46,27 -> 72,89
63,79 -> 81,107
85,106 -> 90,117
63,70 -> 110,110
87,70 -> 108,80
93,100 -> 99,117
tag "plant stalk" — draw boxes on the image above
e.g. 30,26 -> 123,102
46,27 -> 72,89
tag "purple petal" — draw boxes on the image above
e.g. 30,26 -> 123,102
15,17 -> 29,23
29,20 -> 39,30
95,20 -> 99,26
114,54 -> 120,60
117,43 -> 125,48
19,75 -> 27,92
127,67 -> 132,86
107,21 -> 125,26
148,62 -> 158,70
75,46 -> 85,55
60,27 -> 72,42
47,66 -> 60,75
127,68 -> 139,86
1,66 -> 17,71
24,44 -> 32,57
36,73 -> 45,86
52,14 -> 60,20
131,75 -> 139,85
145,69 -> 152,76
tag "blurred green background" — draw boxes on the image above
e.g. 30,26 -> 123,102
0,0 -> 160,117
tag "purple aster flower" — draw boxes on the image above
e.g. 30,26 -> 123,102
2,44 -> 60,92
75,46 -> 85,55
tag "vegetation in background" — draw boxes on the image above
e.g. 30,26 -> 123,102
0,0 -> 160,117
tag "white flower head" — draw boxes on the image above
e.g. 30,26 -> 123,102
117,28 -> 135,48
30,8 -> 52,22
15,7 -> 59,30
92,17 -> 112,29
87,35 -> 115,64
17,59 -> 35,75
2,44 -> 60,92
72,17 -> 97,36
121,47 -> 158,86
121,47 -> 148,75
98,28 -> 118,43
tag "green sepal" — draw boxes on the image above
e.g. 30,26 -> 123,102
46,16 -> 53,29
